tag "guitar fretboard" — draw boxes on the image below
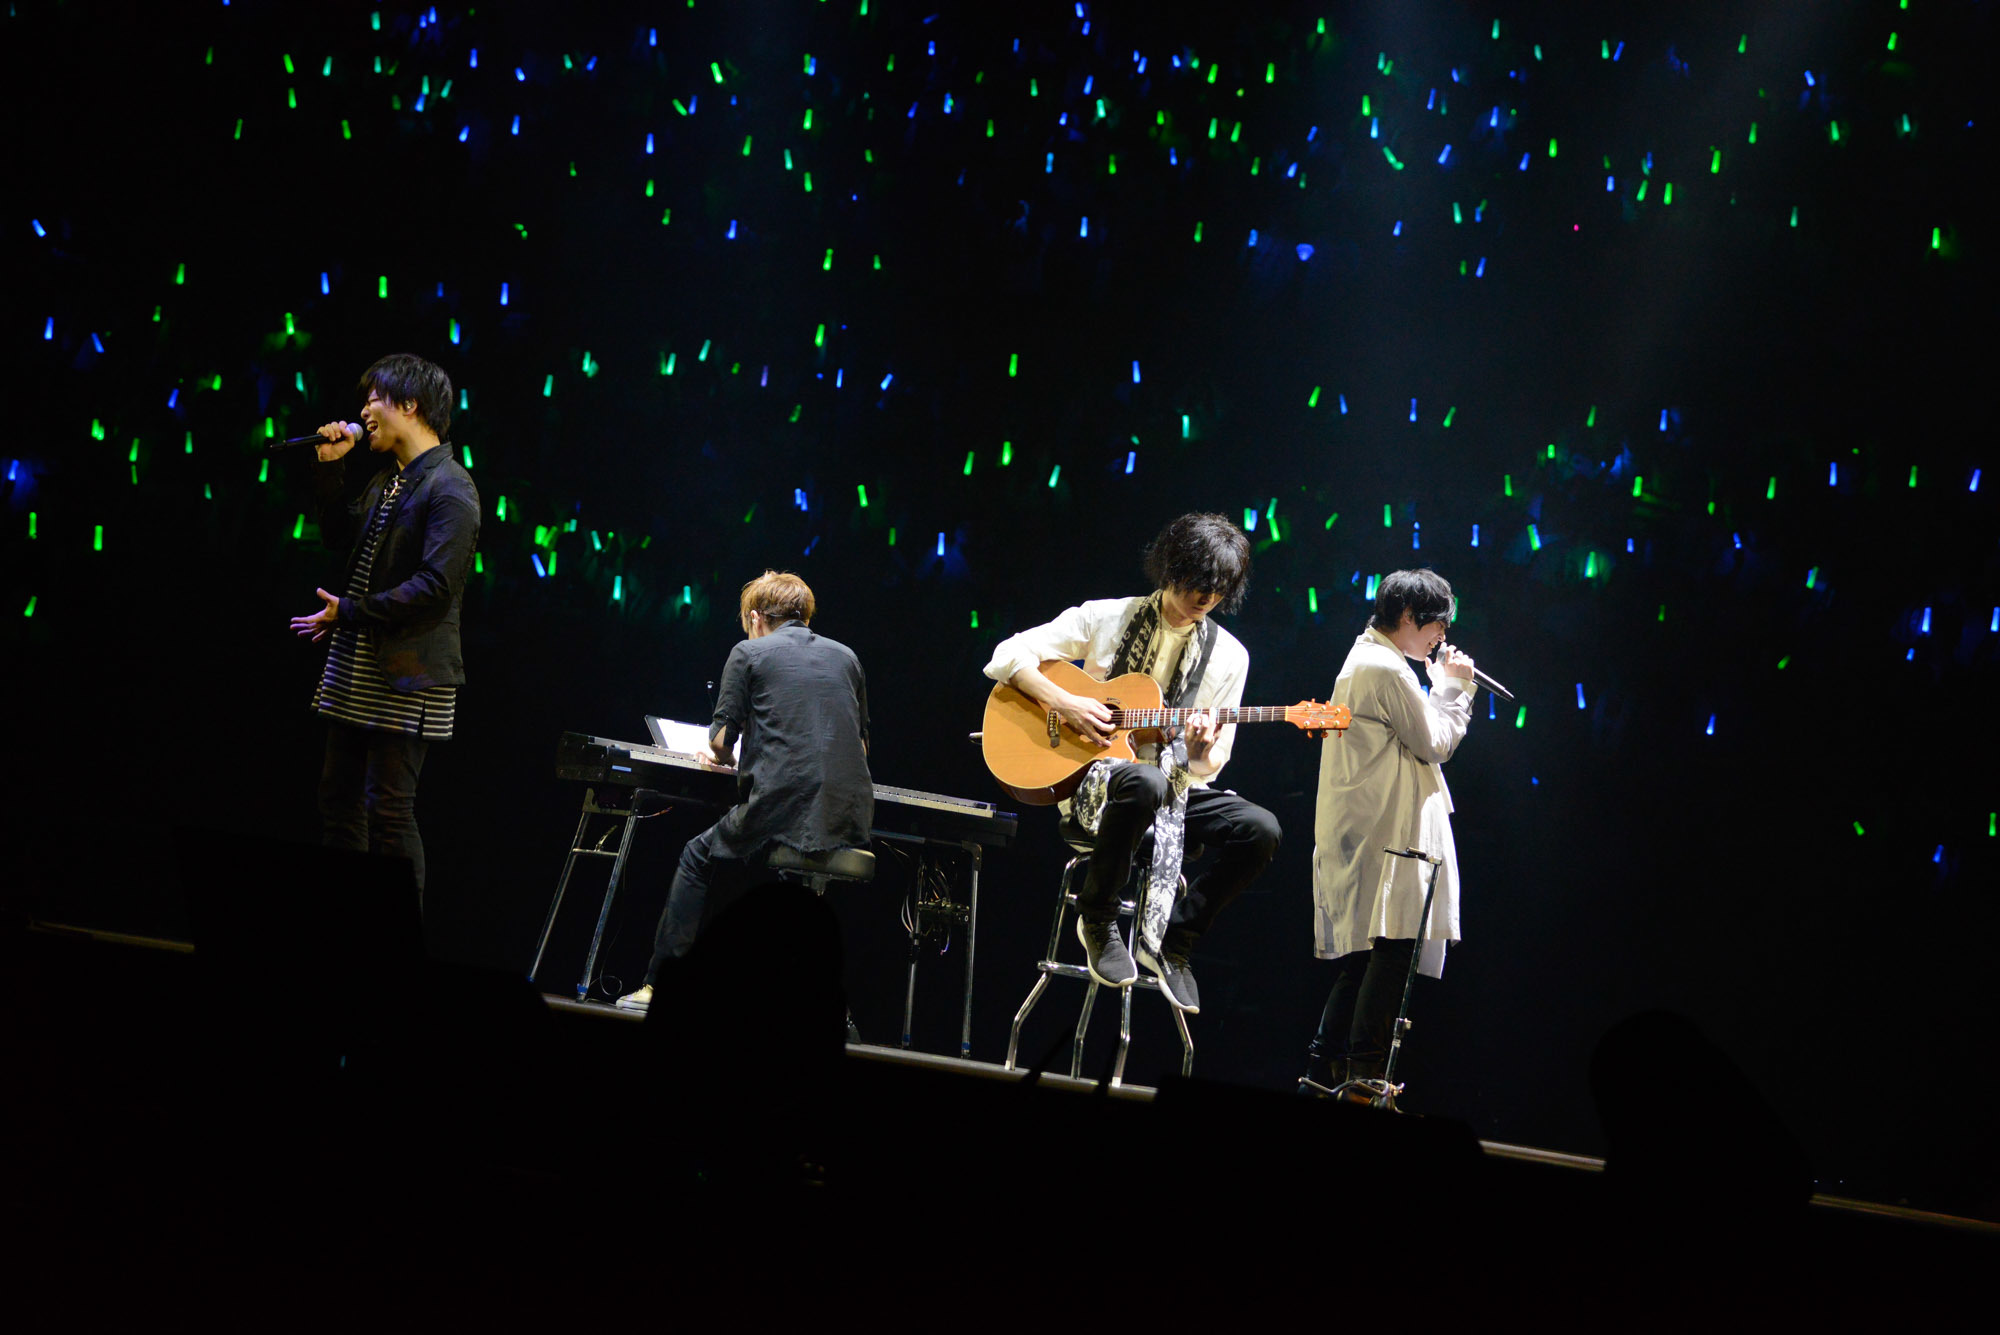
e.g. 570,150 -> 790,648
1108,706 -> 1296,726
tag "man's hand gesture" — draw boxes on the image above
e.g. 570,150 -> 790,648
290,588 -> 341,642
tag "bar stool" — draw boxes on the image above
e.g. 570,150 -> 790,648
1004,821 -> 1195,1088
767,845 -> 874,1043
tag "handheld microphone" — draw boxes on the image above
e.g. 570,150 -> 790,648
271,422 -> 366,452
1430,643 -> 1517,701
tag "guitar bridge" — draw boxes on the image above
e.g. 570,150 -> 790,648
1047,711 -> 1061,747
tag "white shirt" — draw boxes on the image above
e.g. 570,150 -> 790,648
983,596 -> 1250,786
1311,625 -> 1476,976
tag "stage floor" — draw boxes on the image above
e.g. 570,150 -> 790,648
540,992 -> 1994,1234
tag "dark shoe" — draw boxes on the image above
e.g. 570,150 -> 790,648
1135,939 -> 1201,1013
1076,916 -> 1137,987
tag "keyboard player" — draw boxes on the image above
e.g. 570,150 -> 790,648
616,571 -> 873,1011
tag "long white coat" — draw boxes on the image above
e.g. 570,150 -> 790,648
1311,626 -> 1476,977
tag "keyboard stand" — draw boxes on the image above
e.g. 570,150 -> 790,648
528,786 -> 646,1000
896,839 -> 983,1059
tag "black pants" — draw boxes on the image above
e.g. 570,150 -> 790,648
644,820 -> 757,984
1310,937 -> 1419,1071
1079,763 -> 1281,944
318,720 -> 430,894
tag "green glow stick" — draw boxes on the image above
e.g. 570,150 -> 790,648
1008,353 -> 1018,377
1308,386 -> 1320,408
1633,476 -> 1643,498
1308,588 -> 1318,613
1527,524 -> 1541,551
1048,466 -> 1060,487
857,485 -> 868,507
1000,440 -> 1013,465
94,525 -> 104,552
22,597 -> 34,618
1514,707 -> 1526,729
963,452 -> 974,475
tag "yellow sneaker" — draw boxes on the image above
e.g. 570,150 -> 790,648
613,984 -> 653,1012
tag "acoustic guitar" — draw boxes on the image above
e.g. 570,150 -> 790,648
981,659 -> 1351,805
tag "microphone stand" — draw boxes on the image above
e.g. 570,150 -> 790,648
1303,847 -> 1444,1111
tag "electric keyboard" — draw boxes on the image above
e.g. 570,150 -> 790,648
555,732 -> 1018,849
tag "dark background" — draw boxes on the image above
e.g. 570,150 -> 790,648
4,1 -> 1994,1215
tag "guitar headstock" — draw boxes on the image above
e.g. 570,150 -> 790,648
1286,701 -> 1352,739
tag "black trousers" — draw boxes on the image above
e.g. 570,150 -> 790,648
643,820 -> 757,985
1310,937 -> 1419,1071
318,720 -> 430,894
1078,763 -> 1281,943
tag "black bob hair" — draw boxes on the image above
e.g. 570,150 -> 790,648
1142,512 -> 1252,614
358,353 -> 453,442
1369,568 -> 1457,633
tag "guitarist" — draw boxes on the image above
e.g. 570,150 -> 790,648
982,513 -> 1280,1012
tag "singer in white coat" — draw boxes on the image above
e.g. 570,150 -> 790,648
1303,568 -> 1476,1095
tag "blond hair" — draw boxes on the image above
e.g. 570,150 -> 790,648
738,570 -> 815,631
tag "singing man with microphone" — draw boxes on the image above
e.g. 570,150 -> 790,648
288,353 -> 480,899
1302,568 -> 1476,1098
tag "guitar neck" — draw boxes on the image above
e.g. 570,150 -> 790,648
1108,706 -> 1291,727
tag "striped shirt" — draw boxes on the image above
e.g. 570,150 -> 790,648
312,471 -> 458,739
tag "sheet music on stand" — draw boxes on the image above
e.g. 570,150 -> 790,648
645,714 -> 739,763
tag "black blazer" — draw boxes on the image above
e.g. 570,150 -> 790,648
314,445 -> 481,692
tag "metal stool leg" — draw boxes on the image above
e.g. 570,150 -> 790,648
1173,1007 -> 1195,1077
1007,856 -> 1086,1072
1006,973 -> 1053,1070
1111,959 -> 1136,1088
1071,981 -> 1101,1079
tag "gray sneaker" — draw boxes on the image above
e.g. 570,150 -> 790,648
1136,940 -> 1201,1013
1076,916 -> 1137,987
